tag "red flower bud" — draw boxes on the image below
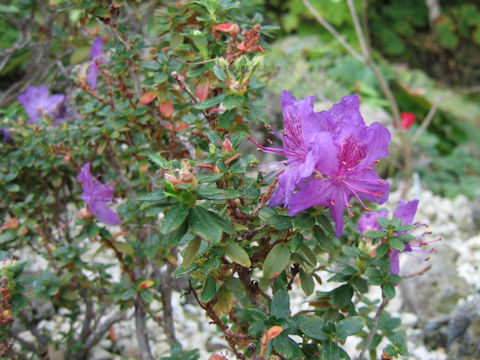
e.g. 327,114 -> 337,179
401,112 -> 416,129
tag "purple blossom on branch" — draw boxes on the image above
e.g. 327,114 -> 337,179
357,200 -> 438,274
249,90 -> 330,207
251,92 -> 391,236
287,94 -> 390,236
17,85 -> 65,124
87,37 -> 104,89
77,162 -> 120,226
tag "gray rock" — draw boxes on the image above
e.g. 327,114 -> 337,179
446,295 -> 480,360
399,244 -> 474,322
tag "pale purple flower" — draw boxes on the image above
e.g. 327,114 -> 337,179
357,200 -> 438,274
288,94 -> 390,236
77,162 -> 120,226
18,86 -> 65,123
1,128 -> 14,145
87,37 -> 104,89
249,90 -> 331,207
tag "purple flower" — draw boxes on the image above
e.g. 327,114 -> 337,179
18,86 -> 65,123
77,163 -> 120,226
87,37 -> 104,89
288,95 -> 390,236
249,90 -> 331,207
1,128 -> 14,146
357,200 -> 438,274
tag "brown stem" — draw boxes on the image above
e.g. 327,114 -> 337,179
357,294 -> 389,360
135,297 -> 155,360
188,282 -> 246,359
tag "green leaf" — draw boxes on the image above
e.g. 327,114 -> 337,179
292,212 -> 316,229
321,341 -> 341,360
182,237 -> 201,267
92,6 -> 110,18
70,46 -> 91,65
224,241 -> 251,268
212,64 -> 226,81
195,186 -> 241,200
223,276 -> 244,293
263,243 -> 291,279
188,207 -> 233,243
161,204 -> 189,234
298,245 -> 317,268
269,214 -> 293,230
272,333 -> 301,359
383,282 -> 396,299
330,285 -> 353,309
300,270 -> 315,296
148,153 -> 170,169
313,225 -> 335,253
290,233 -> 303,252
352,277 -> 368,293
200,276 -> 217,303
142,61 -> 161,71
214,286 -> 233,315
114,241 -> 135,256
0,5 -> 19,13
223,95 -> 244,110
0,232 -> 15,244
365,230 -> 388,239
193,94 -> 225,110
389,237 -> 405,251
10,292 -> 28,313
365,267 -> 384,285
376,217 -> 389,228
376,243 -> 389,257
271,289 -> 290,319
336,316 -> 364,339
165,221 -> 188,248
300,316 -> 328,341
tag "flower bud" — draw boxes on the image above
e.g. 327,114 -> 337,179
79,208 -> 94,220
2,217 -> 19,231
222,138 -> 233,152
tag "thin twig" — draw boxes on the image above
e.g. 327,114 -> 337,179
346,0 -> 411,180
358,294 -> 389,360
73,311 -> 127,359
135,297 -> 155,360
252,176 -> 279,217
169,55 -> 217,66
302,0 -> 364,63
412,84 -> 480,143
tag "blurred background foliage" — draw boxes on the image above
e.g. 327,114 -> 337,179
1,1 -> 479,192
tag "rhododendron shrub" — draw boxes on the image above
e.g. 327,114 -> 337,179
0,1 -> 437,359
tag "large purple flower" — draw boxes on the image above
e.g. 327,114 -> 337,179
249,90 -> 331,207
288,95 -> 390,236
87,37 -> 104,89
77,163 -> 120,226
357,200 -> 437,274
18,86 -> 65,123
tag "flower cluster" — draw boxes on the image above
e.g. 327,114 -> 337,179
253,91 -> 390,236
357,200 -> 438,274
77,163 -> 120,226
17,85 -> 65,124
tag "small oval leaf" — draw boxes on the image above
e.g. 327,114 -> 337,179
224,241 -> 251,268
263,243 -> 290,279
182,237 -> 201,268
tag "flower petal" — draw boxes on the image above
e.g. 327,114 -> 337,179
95,205 -> 120,226
393,199 -> 419,225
